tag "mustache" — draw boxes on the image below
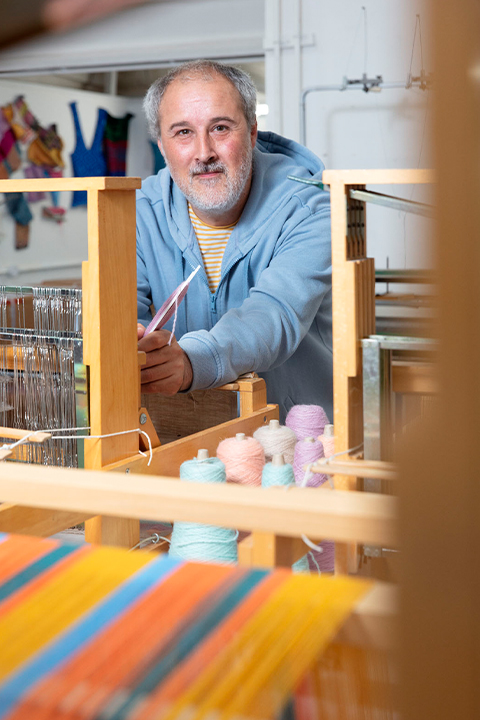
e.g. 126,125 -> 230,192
190,162 -> 226,177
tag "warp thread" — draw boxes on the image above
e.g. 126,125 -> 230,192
169,454 -> 238,564
253,419 -> 297,465
285,404 -> 330,441
293,437 -> 327,487
216,433 -> 264,487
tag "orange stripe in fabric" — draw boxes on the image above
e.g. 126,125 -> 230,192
7,563 -> 235,720
0,535 -> 58,585
0,545 -> 93,618
136,569 -> 290,718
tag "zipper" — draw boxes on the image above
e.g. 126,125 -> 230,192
210,292 -> 217,319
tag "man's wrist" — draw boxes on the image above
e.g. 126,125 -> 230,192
180,352 -> 193,392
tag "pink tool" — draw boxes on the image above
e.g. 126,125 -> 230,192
144,265 -> 201,336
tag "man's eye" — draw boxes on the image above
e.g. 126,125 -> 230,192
177,129 -> 191,136
213,125 -> 228,132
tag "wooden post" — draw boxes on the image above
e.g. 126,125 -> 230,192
82,185 -> 141,548
400,3 -> 480,720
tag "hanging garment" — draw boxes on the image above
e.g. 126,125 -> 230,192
103,111 -> 133,176
24,164 -> 47,202
69,102 -> 108,207
3,98 -> 64,168
0,108 -> 20,172
4,193 -> 33,250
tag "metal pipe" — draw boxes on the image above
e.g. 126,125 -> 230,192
349,188 -> 434,219
300,78 -> 428,146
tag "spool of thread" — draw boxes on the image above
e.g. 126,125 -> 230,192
285,404 -> 330,441
318,423 -> 335,458
253,419 -> 297,465
309,541 -> 335,573
293,437 -> 327,487
216,433 -> 265,487
169,450 -> 238,564
261,455 -> 310,573
262,453 -> 295,488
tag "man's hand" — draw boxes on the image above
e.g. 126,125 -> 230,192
137,324 -> 193,395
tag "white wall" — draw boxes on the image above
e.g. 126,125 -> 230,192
0,80 -> 150,286
264,0 -> 434,281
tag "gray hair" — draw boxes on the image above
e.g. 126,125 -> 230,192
143,59 -> 257,141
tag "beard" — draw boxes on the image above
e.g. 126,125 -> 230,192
165,142 -> 253,218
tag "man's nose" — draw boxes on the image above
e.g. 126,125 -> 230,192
195,132 -> 217,163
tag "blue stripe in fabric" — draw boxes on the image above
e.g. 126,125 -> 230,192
103,569 -> 269,720
0,544 -> 80,603
0,555 -> 182,719
0,534 -> 9,545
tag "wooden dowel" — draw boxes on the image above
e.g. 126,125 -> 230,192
0,427 -> 51,443
312,458 -> 398,481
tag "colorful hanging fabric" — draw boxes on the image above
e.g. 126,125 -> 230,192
0,109 -> 20,174
3,97 -> 64,169
69,102 -> 108,207
103,111 -> 133,176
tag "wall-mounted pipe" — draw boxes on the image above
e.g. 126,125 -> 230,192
300,75 -> 431,146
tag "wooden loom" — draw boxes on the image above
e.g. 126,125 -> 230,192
1,0 -> 479,716
0,173 -> 400,574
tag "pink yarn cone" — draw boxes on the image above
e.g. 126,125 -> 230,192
216,433 -> 265,486
318,424 -> 335,458
293,437 -> 327,487
285,404 -> 330,441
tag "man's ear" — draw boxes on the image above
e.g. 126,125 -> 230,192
157,139 -> 165,157
250,120 -> 258,148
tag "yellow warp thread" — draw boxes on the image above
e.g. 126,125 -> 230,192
0,547 -> 152,679
162,574 -> 372,720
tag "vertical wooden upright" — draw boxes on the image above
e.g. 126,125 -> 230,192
82,180 -> 142,547
326,173 -> 375,574
400,2 -> 480,719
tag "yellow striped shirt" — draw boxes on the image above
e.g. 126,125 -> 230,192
188,203 -> 237,293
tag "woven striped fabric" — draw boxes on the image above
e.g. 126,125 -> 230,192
188,203 -> 236,292
0,533 -> 374,720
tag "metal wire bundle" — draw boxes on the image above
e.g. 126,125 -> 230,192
0,286 -> 84,468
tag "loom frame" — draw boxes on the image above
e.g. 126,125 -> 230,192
322,168 -> 435,574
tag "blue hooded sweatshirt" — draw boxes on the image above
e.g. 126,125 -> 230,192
136,130 -> 332,421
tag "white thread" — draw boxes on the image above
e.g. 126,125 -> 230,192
168,295 -> 179,346
1,427 -> 154,466
308,551 -> 321,574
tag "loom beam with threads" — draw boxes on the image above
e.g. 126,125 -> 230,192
318,168 -> 435,575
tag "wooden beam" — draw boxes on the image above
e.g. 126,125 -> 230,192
0,462 -> 397,547
0,504 -> 92,537
103,405 -> 278,477
0,177 -> 141,193
323,169 -> 435,186
336,581 -> 397,650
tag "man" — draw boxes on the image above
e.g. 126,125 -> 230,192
136,60 -> 332,422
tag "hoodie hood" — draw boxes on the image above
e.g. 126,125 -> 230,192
138,130 -> 325,247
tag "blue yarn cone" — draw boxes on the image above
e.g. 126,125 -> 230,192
169,456 -> 238,564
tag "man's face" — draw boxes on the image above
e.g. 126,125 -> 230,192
158,73 -> 257,224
